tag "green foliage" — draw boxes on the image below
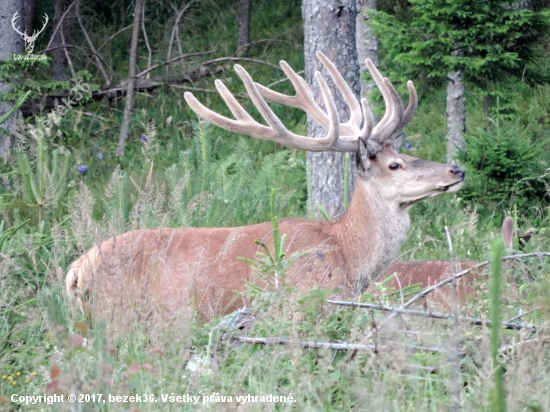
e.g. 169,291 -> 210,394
458,120 -> 549,211
0,91 -> 31,131
15,137 -> 72,221
0,58 -> 97,102
238,189 -> 309,288
369,0 -> 550,90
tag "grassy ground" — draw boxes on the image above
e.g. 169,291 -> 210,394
2,0 -> 550,410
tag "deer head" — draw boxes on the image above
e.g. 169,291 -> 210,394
12,12 -> 49,54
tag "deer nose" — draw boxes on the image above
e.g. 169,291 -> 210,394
450,167 -> 465,180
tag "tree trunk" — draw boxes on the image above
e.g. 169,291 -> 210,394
446,70 -> 466,164
52,0 -> 68,81
356,0 -> 378,98
117,0 -> 144,157
303,0 -> 360,218
0,0 -> 25,160
237,0 -> 251,53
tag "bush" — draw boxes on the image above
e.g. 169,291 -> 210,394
458,120 -> 550,212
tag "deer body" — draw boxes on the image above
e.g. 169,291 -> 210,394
67,168 -> 418,318
383,217 -> 530,310
67,52 -> 464,319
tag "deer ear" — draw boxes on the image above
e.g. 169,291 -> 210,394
393,132 -> 404,153
502,216 -> 514,249
356,137 -> 371,178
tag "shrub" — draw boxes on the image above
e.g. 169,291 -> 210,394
458,120 -> 549,212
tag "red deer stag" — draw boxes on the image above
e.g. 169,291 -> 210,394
66,52 -> 465,319
384,217 -> 532,309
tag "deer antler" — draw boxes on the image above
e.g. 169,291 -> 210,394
184,53 -> 417,155
11,11 -> 26,37
32,14 -> 50,41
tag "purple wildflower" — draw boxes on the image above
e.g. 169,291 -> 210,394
2,183 -> 10,189
77,165 -> 88,174
404,141 -> 413,150
140,135 -> 148,142
97,153 -> 103,160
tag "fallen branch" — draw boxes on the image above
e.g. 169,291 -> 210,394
199,57 -> 283,71
45,1 -> 77,50
97,25 -> 133,52
361,252 -> 550,341
76,0 -> 111,86
403,252 -> 550,310
326,300 -> 538,332
236,336 -> 447,353
136,50 -> 215,78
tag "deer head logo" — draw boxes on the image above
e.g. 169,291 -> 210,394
12,11 -> 49,54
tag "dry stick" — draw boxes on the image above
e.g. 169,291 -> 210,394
505,308 -> 537,323
60,30 -> 77,82
234,37 -> 286,57
141,6 -> 152,78
76,0 -> 111,86
199,57 -> 283,72
325,301 -> 537,332
166,3 -> 197,75
117,0 -> 144,157
168,85 -> 217,93
236,337 -> 447,353
445,226 -> 463,410
97,25 -> 133,52
46,1 -> 77,50
38,44 -> 110,74
359,252 -> 550,342
175,26 -> 186,71
266,70 -> 305,88
136,51 -> 215,78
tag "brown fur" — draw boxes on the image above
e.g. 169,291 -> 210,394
385,260 -> 480,310
67,146 -> 464,320
382,217 -> 529,311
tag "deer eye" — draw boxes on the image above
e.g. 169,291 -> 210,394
389,163 -> 400,170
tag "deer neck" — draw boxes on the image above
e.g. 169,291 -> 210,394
332,179 -> 411,294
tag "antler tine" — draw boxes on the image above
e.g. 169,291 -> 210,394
365,59 -> 404,146
255,61 -> 328,128
360,98 -> 373,142
256,54 -> 362,137
315,51 -> 362,133
184,64 -> 354,151
398,81 -> 418,133
184,87 -> 271,137
214,79 -> 255,122
234,64 -> 341,149
11,11 -> 25,36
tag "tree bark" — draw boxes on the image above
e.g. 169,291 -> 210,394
52,0 -> 68,81
237,0 -> 251,53
117,0 -> 144,157
356,0 -> 378,98
446,70 -> 466,164
0,0 -> 25,160
303,0 -> 360,218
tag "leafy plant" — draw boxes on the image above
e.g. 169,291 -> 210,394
238,189 -> 309,288
15,136 -> 72,222
458,120 -> 549,211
